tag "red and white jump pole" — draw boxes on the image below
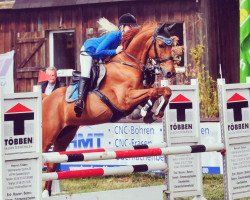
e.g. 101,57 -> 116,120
43,143 -> 225,163
55,142 -> 167,155
42,163 -> 168,181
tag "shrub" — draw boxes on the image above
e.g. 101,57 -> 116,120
188,44 -> 219,119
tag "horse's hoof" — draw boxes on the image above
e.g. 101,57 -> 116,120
131,108 -> 142,120
140,108 -> 148,117
140,100 -> 153,117
143,112 -> 156,123
42,190 -> 50,198
154,110 -> 164,118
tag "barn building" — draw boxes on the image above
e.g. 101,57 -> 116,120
0,0 -> 239,92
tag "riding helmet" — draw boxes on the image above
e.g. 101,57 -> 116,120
118,13 -> 137,26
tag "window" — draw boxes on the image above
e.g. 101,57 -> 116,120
49,30 -> 75,70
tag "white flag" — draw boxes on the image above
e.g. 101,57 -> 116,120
0,50 -> 14,94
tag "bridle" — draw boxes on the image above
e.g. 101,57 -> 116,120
147,30 -> 174,66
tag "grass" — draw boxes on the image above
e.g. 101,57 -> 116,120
203,175 -> 224,200
55,174 -> 250,200
56,174 -> 225,199
60,173 -> 164,194
54,173 -> 250,200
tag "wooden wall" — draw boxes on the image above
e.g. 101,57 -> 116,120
204,0 -> 239,83
0,0 -> 239,92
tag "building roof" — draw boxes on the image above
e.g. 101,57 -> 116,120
12,0 -> 138,9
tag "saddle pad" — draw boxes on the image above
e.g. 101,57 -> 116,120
65,63 -> 106,103
65,84 -> 78,102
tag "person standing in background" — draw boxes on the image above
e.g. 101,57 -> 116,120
41,66 -> 64,95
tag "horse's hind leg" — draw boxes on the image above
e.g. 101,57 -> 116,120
43,125 -> 79,197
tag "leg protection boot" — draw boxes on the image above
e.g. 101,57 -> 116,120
74,77 -> 90,117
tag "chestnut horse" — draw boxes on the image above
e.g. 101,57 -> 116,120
42,22 -> 176,196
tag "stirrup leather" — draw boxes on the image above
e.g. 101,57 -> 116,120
74,99 -> 84,117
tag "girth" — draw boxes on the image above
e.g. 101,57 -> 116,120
92,89 -> 127,122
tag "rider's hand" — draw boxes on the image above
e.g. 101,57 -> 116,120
116,45 -> 123,54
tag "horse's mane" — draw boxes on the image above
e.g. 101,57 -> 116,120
121,21 -> 158,49
121,28 -> 140,49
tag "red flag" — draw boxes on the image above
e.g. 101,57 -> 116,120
38,70 -> 50,83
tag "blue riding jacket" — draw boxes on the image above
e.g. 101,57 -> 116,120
82,31 -> 122,60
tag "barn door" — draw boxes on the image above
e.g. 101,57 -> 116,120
15,31 -> 46,92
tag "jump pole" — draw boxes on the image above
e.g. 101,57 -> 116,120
47,141 -> 168,196
42,163 -> 168,181
43,144 -> 224,163
48,142 -> 168,155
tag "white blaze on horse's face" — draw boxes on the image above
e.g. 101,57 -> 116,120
159,41 -> 175,78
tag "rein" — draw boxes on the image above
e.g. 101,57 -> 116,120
109,54 -> 143,71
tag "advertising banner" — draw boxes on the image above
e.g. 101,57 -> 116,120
61,123 -> 165,170
0,50 -> 14,94
60,122 -> 223,174
1,90 -> 42,200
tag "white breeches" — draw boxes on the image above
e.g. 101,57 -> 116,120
80,47 -> 92,78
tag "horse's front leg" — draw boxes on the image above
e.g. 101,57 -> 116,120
127,86 -> 172,105
127,87 -> 172,120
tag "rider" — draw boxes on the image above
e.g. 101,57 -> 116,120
74,13 -> 138,116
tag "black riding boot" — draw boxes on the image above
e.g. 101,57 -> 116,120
74,77 -> 89,117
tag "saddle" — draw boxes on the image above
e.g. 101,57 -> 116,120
66,62 -> 106,102
66,58 -> 156,102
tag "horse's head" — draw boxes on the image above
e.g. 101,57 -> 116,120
120,22 -> 177,79
147,23 -> 176,78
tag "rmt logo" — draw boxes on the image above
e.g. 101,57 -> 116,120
169,94 -> 193,131
227,93 -> 249,131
